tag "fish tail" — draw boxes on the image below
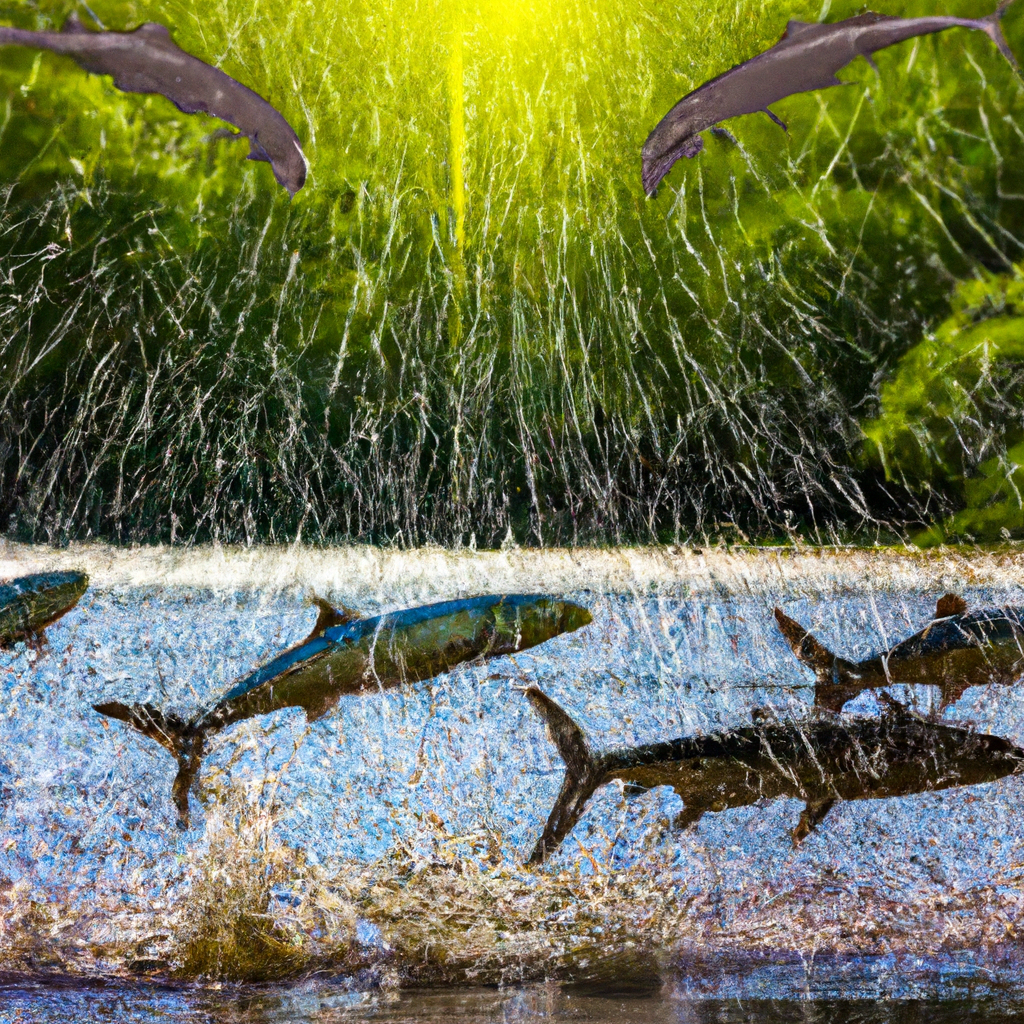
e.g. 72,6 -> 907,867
94,701 -> 202,826
986,1 -> 1019,67
522,687 -> 602,865
773,609 -> 864,711
773,608 -> 840,681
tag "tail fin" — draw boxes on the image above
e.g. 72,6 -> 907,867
522,687 -> 602,865
773,609 -> 861,712
985,0 -> 1019,68
93,702 -> 202,827
774,609 -> 840,680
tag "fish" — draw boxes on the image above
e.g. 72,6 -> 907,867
775,594 -> 1024,712
641,0 -> 1019,196
0,570 -> 89,647
96,593 -> 592,825
522,685 -> 1023,863
0,14 -> 306,194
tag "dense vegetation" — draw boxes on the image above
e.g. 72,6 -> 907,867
0,0 -> 1022,545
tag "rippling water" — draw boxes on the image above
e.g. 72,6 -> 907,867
2,543 -> 1024,1004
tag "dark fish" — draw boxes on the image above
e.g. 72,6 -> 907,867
0,570 -> 88,647
96,593 -> 592,825
641,1 -> 1018,196
775,594 -> 1024,711
0,14 -> 306,194
522,685 -> 1023,863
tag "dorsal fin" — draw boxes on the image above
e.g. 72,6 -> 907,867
935,593 -> 968,619
300,595 -> 362,644
135,22 -> 172,38
60,13 -> 90,33
783,19 -> 814,37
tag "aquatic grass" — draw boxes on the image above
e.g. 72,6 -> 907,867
0,0 -> 1023,543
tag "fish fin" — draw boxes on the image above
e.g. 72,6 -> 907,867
985,4 -> 1020,68
783,19 -> 815,37
773,608 -> 839,681
671,802 -> 706,830
134,22 -> 172,39
935,593 -> 968,619
247,137 -> 272,164
938,680 -> 970,711
863,52 -> 881,76
762,107 -> 788,132
170,732 -> 205,829
60,13 -> 90,33
94,702 -> 203,826
791,798 -> 836,845
93,702 -> 190,757
523,687 -> 602,864
301,595 -> 362,644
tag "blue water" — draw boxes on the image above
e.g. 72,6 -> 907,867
2,569 -> 1024,996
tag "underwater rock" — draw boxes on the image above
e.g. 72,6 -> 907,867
775,594 -> 1024,711
96,593 -> 592,826
522,686 -> 1024,863
0,14 -> 306,194
0,571 -> 88,647
641,1 -> 1018,196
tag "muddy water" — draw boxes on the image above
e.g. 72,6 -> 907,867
2,544 -> 1024,996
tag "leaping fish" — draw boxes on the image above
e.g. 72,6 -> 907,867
0,571 -> 89,647
641,0 -> 1019,196
775,594 -> 1024,712
0,14 -> 306,194
522,685 -> 1023,863
96,593 -> 592,826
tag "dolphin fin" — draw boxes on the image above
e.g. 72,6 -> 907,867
935,593 -> 968,619
791,797 -> 836,845
523,687 -> 602,865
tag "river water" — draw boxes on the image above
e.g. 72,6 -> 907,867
2,543 -> 1024,1019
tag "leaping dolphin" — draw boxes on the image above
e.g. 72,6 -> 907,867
775,594 -> 1024,712
0,14 -> 306,194
523,685 -> 1024,864
96,593 -> 593,826
0,570 -> 89,647
642,0 -> 1019,195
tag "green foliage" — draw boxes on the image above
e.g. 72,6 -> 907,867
1,0 -> 1024,543
863,266 -> 1024,543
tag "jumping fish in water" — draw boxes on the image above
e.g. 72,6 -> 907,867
0,571 -> 89,647
522,685 -> 1023,863
641,0 -> 1019,196
775,594 -> 1024,712
0,14 -> 306,194
96,594 -> 592,825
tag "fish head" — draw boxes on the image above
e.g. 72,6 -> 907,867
16,570 -> 89,630
489,595 -> 593,652
272,138 -> 308,196
641,127 -> 704,197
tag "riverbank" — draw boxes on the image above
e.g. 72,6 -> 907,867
2,540 -> 1024,600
